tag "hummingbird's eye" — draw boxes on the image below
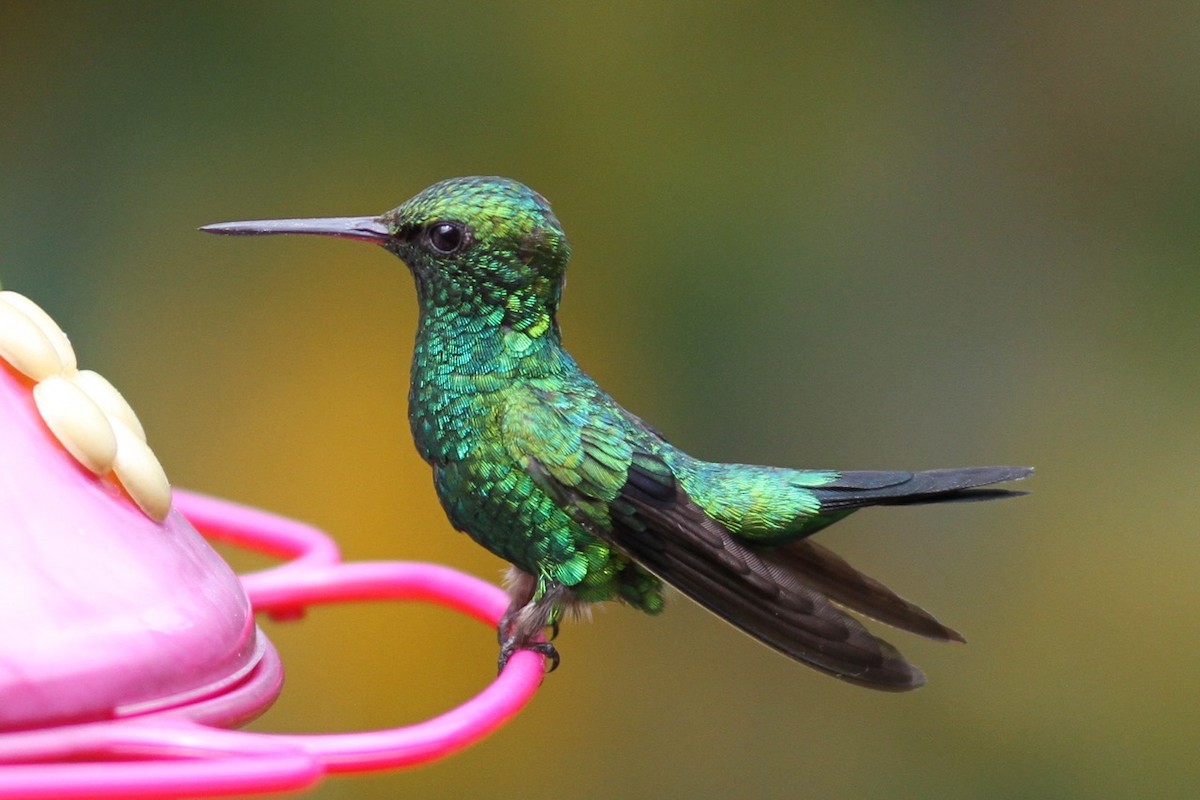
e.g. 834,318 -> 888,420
425,221 -> 466,255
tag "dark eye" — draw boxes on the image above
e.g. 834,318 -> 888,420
426,221 -> 466,255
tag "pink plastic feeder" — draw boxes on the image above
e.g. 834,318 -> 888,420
0,290 -> 542,798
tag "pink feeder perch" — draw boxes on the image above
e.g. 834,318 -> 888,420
0,290 -> 542,798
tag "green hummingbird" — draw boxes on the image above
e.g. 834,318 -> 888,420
202,177 -> 1030,691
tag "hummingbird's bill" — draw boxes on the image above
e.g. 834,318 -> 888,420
200,216 -> 390,243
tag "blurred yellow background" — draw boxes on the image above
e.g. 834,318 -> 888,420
2,3 -> 1196,797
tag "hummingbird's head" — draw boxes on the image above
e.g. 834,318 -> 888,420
202,176 -> 571,335
383,177 -> 570,325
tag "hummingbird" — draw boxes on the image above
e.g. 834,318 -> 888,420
202,176 -> 1031,691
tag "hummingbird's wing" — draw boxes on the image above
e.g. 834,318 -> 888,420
612,461 -> 930,690
761,537 -> 964,642
501,387 -> 932,691
499,385 -> 636,529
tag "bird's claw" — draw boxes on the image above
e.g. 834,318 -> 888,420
498,639 -> 560,674
531,641 -> 560,672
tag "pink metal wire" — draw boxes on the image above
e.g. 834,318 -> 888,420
0,490 -> 543,799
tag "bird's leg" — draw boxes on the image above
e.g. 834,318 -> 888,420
498,570 -> 564,673
497,568 -> 535,646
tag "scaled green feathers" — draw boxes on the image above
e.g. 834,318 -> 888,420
203,177 -> 1031,691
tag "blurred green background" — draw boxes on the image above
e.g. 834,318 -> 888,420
3,2 -> 1197,798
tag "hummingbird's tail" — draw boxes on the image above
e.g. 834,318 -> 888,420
810,466 -> 1033,512
611,458 -> 1031,690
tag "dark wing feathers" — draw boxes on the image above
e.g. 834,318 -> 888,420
621,457 -> 676,505
763,539 -> 965,642
613,461 -> 929,691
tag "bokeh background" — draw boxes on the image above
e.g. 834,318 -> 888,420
2,3 -> 1197,798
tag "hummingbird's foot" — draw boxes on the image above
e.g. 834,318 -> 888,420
496,573 -> 567,673
497,638 -> 560,674
496,610 -> 557,646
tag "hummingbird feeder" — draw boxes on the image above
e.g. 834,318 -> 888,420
0,289 -> 542,798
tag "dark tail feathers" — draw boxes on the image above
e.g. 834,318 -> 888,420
812,466 -> 1033,512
